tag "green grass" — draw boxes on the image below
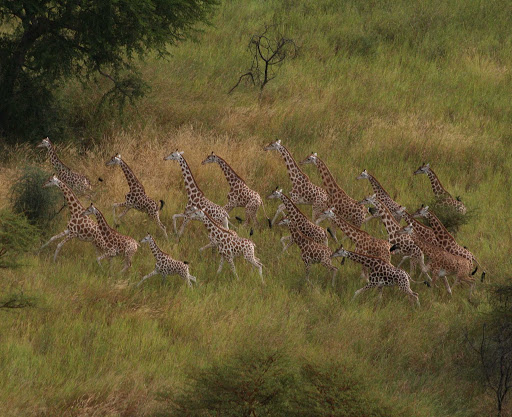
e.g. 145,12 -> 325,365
2,0 -> 512,415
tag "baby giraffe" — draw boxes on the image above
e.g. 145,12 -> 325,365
331,246 -> 420,308
277,217 -> 338,286
137,233 -> 196,287
83,203 -> 138,273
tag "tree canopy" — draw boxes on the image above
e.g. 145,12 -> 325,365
0,0 -> 218,142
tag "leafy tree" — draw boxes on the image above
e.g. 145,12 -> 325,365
0,0 -> 218,141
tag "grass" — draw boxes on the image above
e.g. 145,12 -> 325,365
1,0 -> 512,415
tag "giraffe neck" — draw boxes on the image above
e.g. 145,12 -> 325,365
277,145 -> 309,187
374,200 -> 400,235
367,174 -> 392,201
148,238 -> 162,259
200,211 -> 229,238
93,208 -> 114,237
279,194 -> 308,223
315,158 -> 344,196
286,222 -> 311,249
330,214 -> 362,242
345,250 -> 382,269
119,160 -> 144,192
215,157 -> 245,189
426,169 -> 449,197
426,211 -> 454,241
47,143 -> 68,172
178,157 -> 204,204
57,181 -> 84,217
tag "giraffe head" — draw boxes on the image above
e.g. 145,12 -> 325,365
412,205 -> 429,219
267,187 -> 283,200
106,153 -> 122,166
276,217 -> 290,227
299,152 -> 318,166
394,205 -> 407,218
36,137 -> 52,149
82,203 -> 99,217
414,162 -> 430,175
140,233 -> 154,244
42,174 -> 60,188
356,169 -> 370,180
397,224 -> 414,236
188,206 -> 206,221
359,194 -> 378,206
201,151 -> 220,165
164,150 -> 184,161
316,207 -> 336,224
263,139 -> 282,151
331,245 -> 348,259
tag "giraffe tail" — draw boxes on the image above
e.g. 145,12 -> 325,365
260,200 -> 272,229
159,200 -> 165,210
183,261 -> 189,264
471,266 -> 478,275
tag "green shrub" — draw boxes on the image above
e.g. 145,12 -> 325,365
0,209 -> 40,267
429,199 -> 474,235
157,347 -> 397,417
9,165 -> 61,229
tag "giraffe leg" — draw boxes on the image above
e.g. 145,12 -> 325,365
439,269 -> 452,295
353,282 -> 378,300
271,204 -> 285,226
280,235 -> 293,252
177,216 -> 191,237
373,286 -> 384,312
112,202 -> 128,223
39,229 -> 69,252
320,260 -> 338,287
244,203 -> 259,227
217,257 -> 225,274
397,256 -> 410,269
199,241 -> 216,252
304,263 -> 312,283
244,251 -> 264,283
150,211 -> 168,239
53,234 -> 74,261
226,258 -> 238,279
172,213 -> 187,236
137,270 -> 159,287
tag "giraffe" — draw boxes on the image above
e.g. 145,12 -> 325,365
106,154 -> 167,238
263,140 -> 329,221
414,163 -> 467,214
300,152 -> 368,228
356,169 -> 403,222
164,151 -> 230,237
393,206 -> 439,246
137,233 -> 196,287
188,207 -> 263,283
37,137 -> 94,195
82,203 -> 139,273
202,152 -> 270,230
277,217 -> 338,286
315,208 -> 391,263
412,205 -> 484,280
398,224 -> 475,295
360,194 -> 431,281
39,175 -> 108,261
331,247 -> 420,307
267,188 -> 330,252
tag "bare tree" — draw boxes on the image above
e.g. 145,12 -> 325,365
466,285 -> 512,416
229,24 -> 298,95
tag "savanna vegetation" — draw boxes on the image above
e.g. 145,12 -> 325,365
1,0 -> 512,415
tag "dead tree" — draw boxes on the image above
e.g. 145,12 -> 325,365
229,24 -> 298,94
466,285 -> 512,416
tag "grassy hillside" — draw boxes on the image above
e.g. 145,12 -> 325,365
1,0 -> 512,415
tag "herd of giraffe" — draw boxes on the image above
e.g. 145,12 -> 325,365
36,137 -> 484,307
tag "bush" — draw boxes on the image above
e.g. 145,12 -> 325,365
428,199 -> 474,235
156,347 -> 396,417
9,165 -> 62,229
0,209 -> 40,267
